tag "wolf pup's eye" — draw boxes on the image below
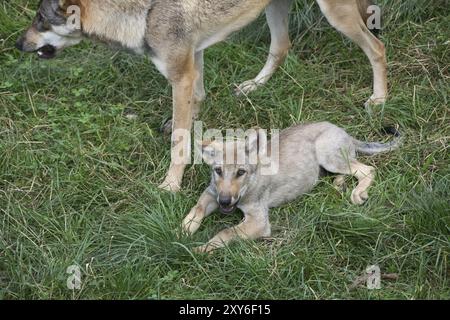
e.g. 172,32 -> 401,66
236,169 -> 246,177
214,167 -> 223,176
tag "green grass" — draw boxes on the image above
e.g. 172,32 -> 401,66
0,0 -> 449,299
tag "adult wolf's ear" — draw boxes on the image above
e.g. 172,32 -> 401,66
58,0 -> 79,11
58,0 -> 77,6
58,0 -> 70,9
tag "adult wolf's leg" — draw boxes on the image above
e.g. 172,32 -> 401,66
316,0 -> 388,107
235,0 -> 293,95
159,53 -> 197,192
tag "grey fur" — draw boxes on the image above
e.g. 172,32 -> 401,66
354,138 -> 401,155
183,122 -> 401,253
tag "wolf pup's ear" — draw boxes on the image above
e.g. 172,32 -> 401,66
246,127 -> 266,153
246,128 -> 267,164
246,129 -> 258,154
200,140 -> 223,165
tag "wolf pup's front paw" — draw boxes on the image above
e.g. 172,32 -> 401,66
193,243 -> 218,254
158,176 -> 181,192
182,214 -> 201,236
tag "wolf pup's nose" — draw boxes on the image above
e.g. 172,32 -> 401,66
219,196 -> 232,207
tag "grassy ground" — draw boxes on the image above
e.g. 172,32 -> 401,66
0,0 -> 449,299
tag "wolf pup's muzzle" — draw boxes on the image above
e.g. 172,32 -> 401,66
218,196 -> 240,214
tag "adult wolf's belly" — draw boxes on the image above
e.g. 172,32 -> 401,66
195,0 -> 272,51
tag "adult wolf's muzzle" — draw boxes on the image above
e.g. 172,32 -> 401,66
15,37 -> 25,51
36,45 -> 58,59
16,35 -> 57,59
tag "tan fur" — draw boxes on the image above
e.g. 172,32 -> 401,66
17,0 -> 389,192
78,1 -> 151,52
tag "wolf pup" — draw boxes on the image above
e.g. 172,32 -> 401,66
16,0 -> 387,192
182,122 -> 400,253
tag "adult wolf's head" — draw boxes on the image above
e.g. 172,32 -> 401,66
16,0 -> 83,59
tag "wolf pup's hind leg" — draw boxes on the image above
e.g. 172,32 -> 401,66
321,155 -> 375,205
346,161 -> 375,205
315,125 -> 375,205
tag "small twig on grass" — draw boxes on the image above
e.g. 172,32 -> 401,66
349,273 -> 400,290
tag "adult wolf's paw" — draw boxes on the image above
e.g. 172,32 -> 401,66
234,80 -> 261,96
364,95 -> 387,109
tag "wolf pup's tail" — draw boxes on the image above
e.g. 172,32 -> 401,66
354,127 -> 402,155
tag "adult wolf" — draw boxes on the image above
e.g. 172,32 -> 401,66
16,0 -> 388,192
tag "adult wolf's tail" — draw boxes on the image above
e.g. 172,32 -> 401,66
354,127 -> 402,155
358,0 -> 381,36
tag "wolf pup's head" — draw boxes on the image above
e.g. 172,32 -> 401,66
201,130 -> 264,214
16,0 -> 83,59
